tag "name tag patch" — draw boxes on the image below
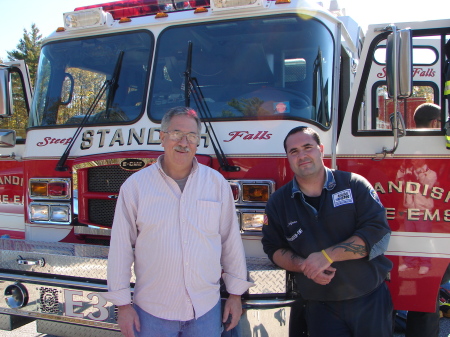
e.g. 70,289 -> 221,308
332,189 -> 353,207
286,228 -> 303,242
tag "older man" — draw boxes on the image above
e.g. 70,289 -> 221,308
103,106 -> 252,337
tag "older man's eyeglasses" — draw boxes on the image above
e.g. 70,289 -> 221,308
164,130 -> 200,144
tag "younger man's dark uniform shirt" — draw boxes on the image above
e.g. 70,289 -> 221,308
262,168 -> 392,301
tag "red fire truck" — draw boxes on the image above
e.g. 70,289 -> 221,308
0,0 -> 449,335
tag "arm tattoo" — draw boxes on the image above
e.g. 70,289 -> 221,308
333,241 -> 367,256
280,248 -> 300,261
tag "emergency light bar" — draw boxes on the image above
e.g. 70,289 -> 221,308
74,0 -> 269,20
64,7 -> 113,31
75,0 -> 210,20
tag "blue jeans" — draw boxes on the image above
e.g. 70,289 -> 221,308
133,300 -> 221,337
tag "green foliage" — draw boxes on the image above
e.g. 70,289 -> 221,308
0,24 -> 42,137
7,23 -> 42,87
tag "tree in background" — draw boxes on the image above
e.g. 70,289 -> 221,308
7,23 -> 42,87
0,23 -> 42,137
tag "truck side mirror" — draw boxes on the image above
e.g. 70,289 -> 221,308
0,129 -> 16,147
386,28 -> 413,99
0,68 -> 13,117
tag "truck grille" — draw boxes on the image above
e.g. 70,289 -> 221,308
88,199 -> 118,226
88,166 -> 134,193
74,157 -> 159,228
86,165 -> 134,227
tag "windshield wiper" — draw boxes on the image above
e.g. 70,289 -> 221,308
184,41 -> 240,172
55,51 -> 125,171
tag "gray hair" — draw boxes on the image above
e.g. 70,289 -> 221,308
161,106 -> 201,134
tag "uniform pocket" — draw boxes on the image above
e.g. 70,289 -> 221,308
196,200 -> 221,235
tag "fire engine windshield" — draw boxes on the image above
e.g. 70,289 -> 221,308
30,31 -> 152,127
149,15 -> 334,128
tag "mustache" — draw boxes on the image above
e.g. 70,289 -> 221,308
174,145 -> 190,153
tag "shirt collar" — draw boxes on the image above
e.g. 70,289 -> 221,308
291,167 -> 336,198
156,155 -> 198,177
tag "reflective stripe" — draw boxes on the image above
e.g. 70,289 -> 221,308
445,80 -> 450,96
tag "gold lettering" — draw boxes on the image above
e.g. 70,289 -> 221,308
424,209 -> 440,221
407,208 -> 421,220
431,187 -> 444,200
444,210 -> 450,222
97,129 -> 110,148
406,182 -> 420,194
110,129 -> 124,146
200,127 -> 211,148
1,195 -> 8,203
147,127 -> 161,145
422,184 -> 429,196
81,130 -> 94,150
445,192 -> 450,203
374,182 -> 386,194
388,181 -> 403,193
385,208 -> 395,220
12,177 -> 19,185
0,176 -> 3,184
3,176 -> 11,184
128,128 -> 145,145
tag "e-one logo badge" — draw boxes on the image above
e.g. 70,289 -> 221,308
120,159 -> 146,171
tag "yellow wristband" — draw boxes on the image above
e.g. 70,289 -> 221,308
321,250 -> 333,263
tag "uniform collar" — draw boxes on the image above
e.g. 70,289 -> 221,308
291,167 -> 336,198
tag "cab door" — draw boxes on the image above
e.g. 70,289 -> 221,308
0,60 -> 33,238
337,24 -> 450,312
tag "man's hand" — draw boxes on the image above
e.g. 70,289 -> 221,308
222,294 -> 242,331
117,304 -> 140,337
301,251 -> 335,280
311,266 -> 336,285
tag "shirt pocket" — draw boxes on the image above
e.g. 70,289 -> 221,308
196,200 -> 221,235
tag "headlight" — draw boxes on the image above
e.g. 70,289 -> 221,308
239,210 -> 265,232
30,204 -> 49,221
30,203 -> 71,225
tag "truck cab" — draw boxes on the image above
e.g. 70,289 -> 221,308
0,0 -> 449,335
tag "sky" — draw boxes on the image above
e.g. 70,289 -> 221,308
1,0 -> 450,61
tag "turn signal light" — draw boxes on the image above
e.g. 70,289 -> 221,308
228,180 -> 274,205
242,183 -> 269,202
29,178 -> 71,200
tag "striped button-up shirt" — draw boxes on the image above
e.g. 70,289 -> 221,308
102,156 -> 252,320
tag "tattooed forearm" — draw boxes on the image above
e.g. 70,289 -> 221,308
333,241 -> 367,256
280,248 -> 300,261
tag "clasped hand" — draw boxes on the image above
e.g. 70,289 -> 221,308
299,251 -> 336,285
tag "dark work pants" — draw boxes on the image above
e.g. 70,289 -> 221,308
305,282 -> 393,337
405,299 -> 440,337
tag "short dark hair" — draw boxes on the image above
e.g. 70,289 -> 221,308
161,106 -> 201,134
283,126 -> 321,152
413,103 -> 441,128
